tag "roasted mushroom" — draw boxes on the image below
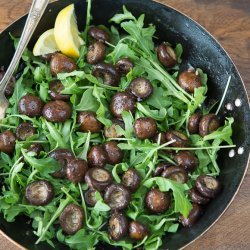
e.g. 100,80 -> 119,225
87,41 -> 106,65
40,52 -> 57,62
174,151 -> 198,172
27,143 -> 43,157
18,94 -> 44,118
195,175 -> 221,198
66,158 -> 88,183
199,114 -> 220,137
59,204 -> 83,235
161,166 -> 189,184
84,189 -> 99,207
0,130 -> 16,154
188,112 -> 202,134
110,92 -> 136,118
179,203 -> 202,227
178,69 -> 202,93
89,26 -> 110,42
116,58 -> 134,75
16,122 -> 36,141
145,188 -> 171,214
134,117 -> 157,139
104,184 -> 131,210
108,212 -> 129,241
85,168 -> 112,191
87,145 -> 107,168
49,80 -> 70,101
129,77 -> 153,100
77,111 -> 102,133
104,119 -> 125,138
25,180 -> 54,206
49,148 -> 74,179
0,67 -> 16,97
50,53 -> 77,76
103,141 -> 124,165
129,221 -> 149,241
189,188 -> 210,205
153,132 -> 168,145
121,168 -> 141,192
153,162 -> 172,177
43,100 -> 72,122
156,42 -> 177,68
93,63 -> 120,86
165,130 -> 189,147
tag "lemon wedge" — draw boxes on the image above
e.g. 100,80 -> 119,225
54,4 -> 84,58
33,29 -> 59,56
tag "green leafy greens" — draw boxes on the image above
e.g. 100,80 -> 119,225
0,1 -> 235,250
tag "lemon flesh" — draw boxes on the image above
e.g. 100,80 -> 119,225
54,4 -> 84,58
33,29 -> 59,56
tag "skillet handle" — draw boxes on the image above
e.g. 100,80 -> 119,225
0,0 -> 50,92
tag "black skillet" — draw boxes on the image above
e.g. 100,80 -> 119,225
0,0 -> 249,249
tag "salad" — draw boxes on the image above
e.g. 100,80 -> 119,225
0,1 -> 235,249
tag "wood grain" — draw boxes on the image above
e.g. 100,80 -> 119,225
0,0 -> 249,249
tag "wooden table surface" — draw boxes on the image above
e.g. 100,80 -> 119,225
0,0 -> 249,249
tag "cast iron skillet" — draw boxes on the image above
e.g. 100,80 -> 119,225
0,0 -> 249,249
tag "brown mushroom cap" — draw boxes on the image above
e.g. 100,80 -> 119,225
129,221 -> 149,241
104,184 -> 131,210
49,80 -> 70,101
25,180 -> 54,206
178,69 -> 202,93
77,111 -> 102,133
161,166 -> 189,184
121,168 -> 141,192
93,63 -> 120,87
0,130 -> 16,154
87,41 -> 106,65
59,204 -> 84,235
89,26 -> 110,42
66,158 -> 88,183
50,53 -> 77,76
188,112 -> 202,134
174,151 -> 199,172
156,42 -> 177,68
108,212 -> 129,241
43,100 -> 72,122
16,122 -> 36,141
103,141 -> 124,165
179,203 -> 202,227
199,114 -> 220,137
110,92 -> 136,118
195,175 -> 221,198
134,117 -> 157,139
87,145 -> 107,168
145,188 -> 171,214
85,168 -> 113,191
116,58 -> 134,75
18,94 -> 44,118
165,130 -> 189,147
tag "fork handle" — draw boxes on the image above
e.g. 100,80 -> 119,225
0,0 -> 50,92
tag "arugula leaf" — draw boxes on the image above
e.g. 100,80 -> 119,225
43,120 -> 68,148
137,103 -> 167,121
21,149 -> 60,175
203,117 -> 234,143
109,6 -> 136,23
64,229 -> 99,250
75,88 -> 99,112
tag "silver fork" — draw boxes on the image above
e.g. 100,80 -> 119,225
0,0 -> 50,119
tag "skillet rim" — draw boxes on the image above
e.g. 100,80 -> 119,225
0,0 -> 249,249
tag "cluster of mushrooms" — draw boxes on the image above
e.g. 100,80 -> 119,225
0,26 -> 222,240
